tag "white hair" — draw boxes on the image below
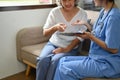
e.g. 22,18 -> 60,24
56,0 -> 80,6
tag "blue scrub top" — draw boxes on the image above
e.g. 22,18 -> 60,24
89,8 -> 120,58
89,8 -> 120,76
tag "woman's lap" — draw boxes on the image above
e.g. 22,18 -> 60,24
39,42 -> 56,57
37,42 -> 79,80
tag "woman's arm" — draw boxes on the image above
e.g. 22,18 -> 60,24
64,38 -> 80,52
43,25 -> 57,36
43,23 -> 66,36
72,20 -> 92,32
52,38 -> 80,54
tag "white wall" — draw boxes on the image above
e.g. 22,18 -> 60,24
0,8 -> 52,79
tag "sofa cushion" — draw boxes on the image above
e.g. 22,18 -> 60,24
21,42 -> 47,66
16,26 -> 50,61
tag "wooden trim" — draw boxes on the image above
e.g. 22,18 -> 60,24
0,4 -> 57,11
23,59 -> 36,76
23,59 -> 36,69
26,65 -> 31,76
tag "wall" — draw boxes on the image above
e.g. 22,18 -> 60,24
0,8 -> 52,79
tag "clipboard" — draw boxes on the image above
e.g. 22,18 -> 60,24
59,31 -> 84,36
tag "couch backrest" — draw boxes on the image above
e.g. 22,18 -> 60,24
16,26 -> 50,46
16,26 -> 50,61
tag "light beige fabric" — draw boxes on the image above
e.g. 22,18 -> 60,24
16,26 -> 50,62
21,43 -> 47,65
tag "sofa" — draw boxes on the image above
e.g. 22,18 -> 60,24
16,10 -> 120,80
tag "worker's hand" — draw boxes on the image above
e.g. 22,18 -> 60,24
75,31 -> 92,39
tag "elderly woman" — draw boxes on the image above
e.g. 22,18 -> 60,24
36,0 -> 88,80
53,0 -> 120,80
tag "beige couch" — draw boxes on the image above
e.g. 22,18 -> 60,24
16,26 -> 50,76
16,10 -> 120,80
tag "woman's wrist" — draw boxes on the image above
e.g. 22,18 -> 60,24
63,47 -> 71,53
53,25 -> 58,31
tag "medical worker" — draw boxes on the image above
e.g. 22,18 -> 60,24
54,0 -> 120,80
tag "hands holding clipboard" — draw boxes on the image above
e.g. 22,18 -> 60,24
59,25 -> 87,36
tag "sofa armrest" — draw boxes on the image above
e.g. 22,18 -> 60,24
16,26 -> 50,61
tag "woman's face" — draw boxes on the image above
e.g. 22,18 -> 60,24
93,0 -> 105,7
60,0 -> 75,11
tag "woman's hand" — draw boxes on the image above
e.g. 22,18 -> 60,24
52,48 -> 64,54
72,20 -> 92,32
55,23 -> 66,32
52,47 -> 69,54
